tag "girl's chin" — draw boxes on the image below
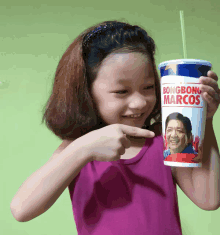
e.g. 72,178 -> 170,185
123,122 -> 144,128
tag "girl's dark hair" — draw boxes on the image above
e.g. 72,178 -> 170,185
165,112 -> 192,139
41,19 -> 161,140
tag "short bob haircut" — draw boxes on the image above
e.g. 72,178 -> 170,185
165,112 -> 192,140
41,19 -> 161,140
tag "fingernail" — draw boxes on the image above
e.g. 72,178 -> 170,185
151,132 -> 155,137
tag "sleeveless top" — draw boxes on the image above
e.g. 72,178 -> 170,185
68,134 -> 182,235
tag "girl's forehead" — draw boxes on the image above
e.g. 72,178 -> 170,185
98,53 -> 153,77
102,52 -> 149,65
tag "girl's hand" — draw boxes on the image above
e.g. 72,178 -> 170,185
199,71 -> 220,119
77,124 -> 155,162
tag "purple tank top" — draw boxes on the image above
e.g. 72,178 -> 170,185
68,135 -> 182,235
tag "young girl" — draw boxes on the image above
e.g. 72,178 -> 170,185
10,20 -> 220,235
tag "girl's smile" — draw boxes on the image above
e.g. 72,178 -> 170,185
122,112 -> 145,119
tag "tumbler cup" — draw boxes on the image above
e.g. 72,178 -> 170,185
158,59 -> 211,167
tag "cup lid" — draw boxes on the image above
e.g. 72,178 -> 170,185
158,59 -> 212,70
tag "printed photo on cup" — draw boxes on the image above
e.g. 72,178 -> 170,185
164,112 -> 197,158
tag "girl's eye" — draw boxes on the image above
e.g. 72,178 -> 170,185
115,90 -> 127,94
115,85 -> 154,95
145,85 -> 154,90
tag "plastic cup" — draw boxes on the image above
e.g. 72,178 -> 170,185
158,59 -> 212,167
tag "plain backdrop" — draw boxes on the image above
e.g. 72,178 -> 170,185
2,0 -> 220,234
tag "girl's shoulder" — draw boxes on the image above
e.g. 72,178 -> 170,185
58,139 -> 74,151
48,139 -> 75,162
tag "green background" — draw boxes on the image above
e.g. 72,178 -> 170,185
3,0 -> 220,234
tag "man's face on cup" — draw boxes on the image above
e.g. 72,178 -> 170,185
166,119 -> 190,154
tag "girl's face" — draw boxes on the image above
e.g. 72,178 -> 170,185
90,52 -> 157,129
166,119 -> 188,154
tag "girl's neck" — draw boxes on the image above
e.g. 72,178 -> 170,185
127,136 -> 146,147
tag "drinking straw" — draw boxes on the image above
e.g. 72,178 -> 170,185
180,10 -> 187,59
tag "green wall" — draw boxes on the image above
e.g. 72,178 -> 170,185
3,0 -> 220,234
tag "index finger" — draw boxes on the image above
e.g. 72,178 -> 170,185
207,70 -> 218,82
119,124 -> 155,138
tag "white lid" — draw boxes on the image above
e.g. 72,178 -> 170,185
158,59 -> 212,69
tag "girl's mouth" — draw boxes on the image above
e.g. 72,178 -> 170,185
122,113 -> 145,119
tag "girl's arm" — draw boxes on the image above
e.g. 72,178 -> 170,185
191,118 -> 220,209
10,139 -> 91,222
173,119 -> 220,210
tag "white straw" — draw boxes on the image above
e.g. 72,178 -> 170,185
180,10 -> 187,59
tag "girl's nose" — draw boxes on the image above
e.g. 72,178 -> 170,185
128,95 -> 147,109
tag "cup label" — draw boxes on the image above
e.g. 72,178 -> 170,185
161,75 -> 206,167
